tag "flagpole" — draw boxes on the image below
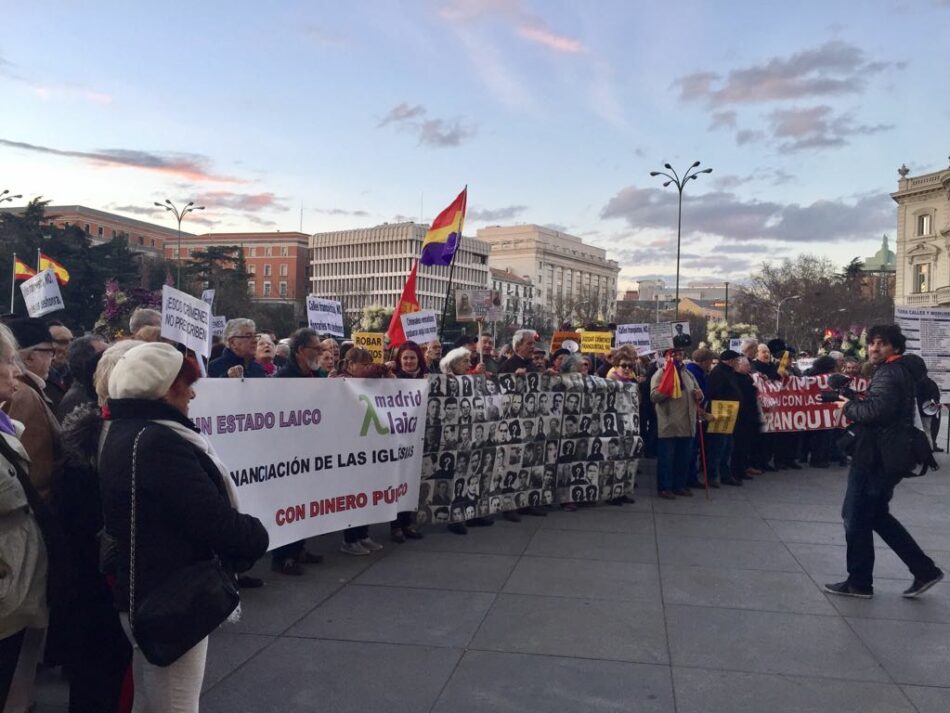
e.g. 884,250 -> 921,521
437,185 -> 467,344
36,247 -> 41,273
10,253 -> 15,314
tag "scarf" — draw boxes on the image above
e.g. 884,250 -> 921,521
150,419 -> 240,509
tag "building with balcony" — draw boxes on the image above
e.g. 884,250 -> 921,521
893,162 -> 950,306
310,222 -> 491,322
476,225 -> 620,322
490,268 -> 535,325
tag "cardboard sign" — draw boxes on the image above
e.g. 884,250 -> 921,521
306,296 -> 345,338
201,289 -> 215,308
211,315 -> 227,338
401,310 -> 439,345
20,268 -> 64,318
615,324 -> 652,353
455,289 -> 504,322
580,331 -> 613,354
706,400 -> 739,435
353,332 -> 385,364
161,285 -> 212,358
551,331 -> 581,352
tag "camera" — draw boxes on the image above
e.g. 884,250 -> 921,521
819,373 -> 858,403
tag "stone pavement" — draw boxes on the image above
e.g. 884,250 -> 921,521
36,456 -> 950,712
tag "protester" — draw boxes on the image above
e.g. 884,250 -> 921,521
803,355 -> 837,467
423,340 -> 442,374
578,356 -> 592,375
441,347 -> 485,376
606,352 -> 638,382
390,341 -> 426,543
731,355 -> 761,482
333,347 -> 386,555
651,349 -> 701,498
57,334 -> 109,421
685,348 -> 714,488
273,342 -> 290,370
127,308 -> 161,340
477,334 -> 499,374
255,334 -> 278,376
269,329 -> 327,574
750,342 -> 779,471
98,343 -> 269,708
0,323 -> 50,713
705,349 -> 743,487
208,319 -> 265,379
498,329 -> 539,375
45,321 -> 74,410
825,325 -> 944,599
4,318 -> 62,502
638,354 -> 659,458
842,357 -> 862,378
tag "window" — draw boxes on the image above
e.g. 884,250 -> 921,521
281,246 -> 289,256
111,230 -> 117,239
914,263 -> 931,293
264,264 -> 272,277
263,281 -> 272,296
248,279 -> 256,294
248,247 -> 256,257
280,264 -> 288,277
248,264 -> 256,275
917,214 -> 932,236
279,281 -> 288,297
84,224 -> 90,234
97,226 -> 104,237
265,247 -> 272,257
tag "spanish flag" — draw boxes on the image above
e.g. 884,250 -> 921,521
420,187 -> 467,267
39,253 -> 69,285
656,354 -> 683,399
13,258 -> 36,281
386,261 -> 421,348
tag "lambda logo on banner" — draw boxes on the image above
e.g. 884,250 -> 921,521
359,387 -> 424,437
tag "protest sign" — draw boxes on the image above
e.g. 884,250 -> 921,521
615,324 -> 652,353
190,378 -> 428,550
160,285 -> 211,358
306,296 -> 345,338
580,331 -> 613,354
707,400 -> 739,435
419,373 -> 641,522
211,315 -> 227,338
401,309 -> 438,344
353,332 -> 385,363
896,305 -> 950,398
201,289 -> 215,308
551,331 -> 580,352
729,338 -> 742,352
646,321 -> 691,352
20,268 -> 64,318
455,289 -> 504,322
752,373 -> 868,432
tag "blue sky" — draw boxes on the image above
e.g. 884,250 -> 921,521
2,0 -> 948,290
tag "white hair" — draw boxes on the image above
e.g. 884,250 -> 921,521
440,347 -> 472,375
223,318 -> 256,340
0,323 -> 18,362
94,339 -> 146,405
512,329 -> 535,350
129,307 -> 162,333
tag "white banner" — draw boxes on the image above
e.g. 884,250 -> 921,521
20,268 -> 64,318
161,285 -> 212,358
190,378 -> 428,550
614,323 -> 651,352
307,296 -> 345,338
211,315 -> 227,338
401,309 -> 438,344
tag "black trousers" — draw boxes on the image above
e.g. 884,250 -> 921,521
343,525 -> 369,543
271,539 -> 305,564
0,629 -> 25,708
842,464 -> 940,589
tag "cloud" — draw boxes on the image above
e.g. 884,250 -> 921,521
302,24 -> 346,46
377,103 -> 476,147
440,0 -> 585,54
736,129 -> 766,145
468,204 -> 528,221
600,184 -> 893,244
709,111 -> 737,131
516,22 -> 585,54
767,105 -> 893,152
391,214 -> 417,223
714,169 -> 796,190
109,204 -> 166,217
0,52 -> 112,105
193,191 -> 288,212
314,207 -> 370,217
242,215 -> 277,228
0,138 -> 243,183
675,41 -> 896,106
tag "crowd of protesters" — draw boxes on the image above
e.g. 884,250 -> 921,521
1,307 -> 945,711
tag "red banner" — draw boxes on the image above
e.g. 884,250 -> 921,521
752,373 -> 868,433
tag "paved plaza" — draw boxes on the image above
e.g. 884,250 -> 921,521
37,456 -> 950,712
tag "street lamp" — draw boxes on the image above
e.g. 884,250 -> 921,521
155,199 -> 205,287
0,189 -> 23,205
775,294 -> 801,335
724,281 -> 729,322
650,161 -> 713,319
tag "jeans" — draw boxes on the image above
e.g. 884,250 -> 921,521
705,434 -> 734,483
657,437 -> 692,492
841,464 -> 940,590
119,615 -> 207,713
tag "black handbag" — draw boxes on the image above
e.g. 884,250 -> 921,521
128,427 -> 240,667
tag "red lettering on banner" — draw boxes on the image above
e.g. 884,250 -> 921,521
276,503 -> 306,526
752,373 -> 868,433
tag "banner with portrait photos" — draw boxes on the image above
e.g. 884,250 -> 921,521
416,373 -> 642,525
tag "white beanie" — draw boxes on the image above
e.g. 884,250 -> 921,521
108,342 -> 185,400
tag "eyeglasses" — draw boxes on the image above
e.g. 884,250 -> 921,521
31,347 -> 56,354
619,363 -> 633,369
231,334 -> 258,341
52,338 -> 72,346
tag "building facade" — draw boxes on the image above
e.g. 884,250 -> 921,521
490,268 -> 535,325
892,163 -> 950,306
310,222 -> 491,322
636,279 -> 727,303
858,234 -> 896,299
169,231 -> 310,311
476,225 -> 620,322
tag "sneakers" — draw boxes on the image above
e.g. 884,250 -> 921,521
360,537 -> 383,552
823,580 -> 873,599
672,488 -> 693,497
903,570 -> 944,598
340,541 -> 370,556
271,559 -> 304,576
658,490 -> 676,500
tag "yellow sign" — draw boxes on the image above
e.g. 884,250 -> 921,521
707,400 -> 739,435
551,331 -> 580,351
580,331 -> 614,354
353,332 -> 385,364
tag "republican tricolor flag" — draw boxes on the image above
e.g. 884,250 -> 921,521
420,187 -> 467,267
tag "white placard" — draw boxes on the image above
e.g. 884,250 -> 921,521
211,315 -> 227,338
729,339 -> 743,351
189,378 -> 427,550
161,285 -> 212,358
455,289 -> 504,322
20,268 -> 64,318
615,323 -> 652,352
307,296 -> 345,338
401,309 -> 439,344
201,289 -> 216,308
896,305 -> 950,398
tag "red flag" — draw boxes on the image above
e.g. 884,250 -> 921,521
656,357 -> 682,399
386,261 -> 421,348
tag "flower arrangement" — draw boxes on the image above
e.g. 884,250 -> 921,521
94,279 -> 162,339
818,327 -> 867,360
705,320 -> 759,353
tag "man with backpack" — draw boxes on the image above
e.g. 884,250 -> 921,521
825,325 -> 944,599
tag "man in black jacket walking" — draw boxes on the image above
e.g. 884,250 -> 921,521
825,325 -> 944,599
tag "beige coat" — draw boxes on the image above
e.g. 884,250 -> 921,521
4,371 -> 62,501
650,364 -> 699,438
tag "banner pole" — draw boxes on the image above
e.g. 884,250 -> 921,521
10,253 -> 15,314
36,247 -> 41,273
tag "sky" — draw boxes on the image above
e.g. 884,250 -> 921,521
2,0 -> 948,291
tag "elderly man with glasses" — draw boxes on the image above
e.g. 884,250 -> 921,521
208,318 -> 267,379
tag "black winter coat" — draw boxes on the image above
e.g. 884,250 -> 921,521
752,360 -> 780,381
844,359 -> 916,470
98,399 -> 268,611
706,363 -> 741,403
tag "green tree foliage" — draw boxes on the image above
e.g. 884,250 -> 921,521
183,245 -> 253,322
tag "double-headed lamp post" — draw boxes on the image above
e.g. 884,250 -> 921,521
155,199 -> 205,287
0,189 -> 23,205
775,294 -> 801,335
650,161 -> 713,319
